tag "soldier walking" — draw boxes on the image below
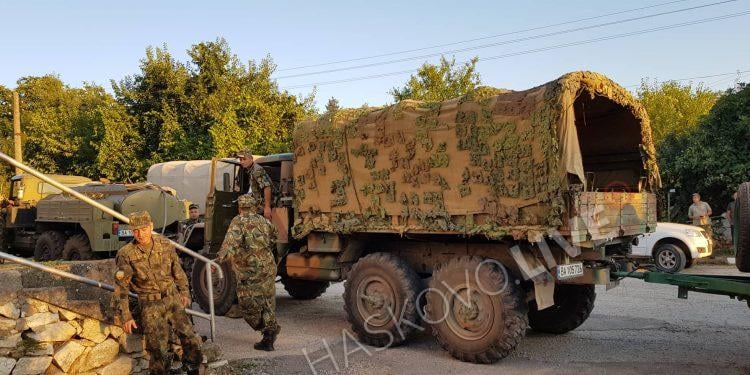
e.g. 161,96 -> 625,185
216,194 -> 280,351
112,211 -> 205,375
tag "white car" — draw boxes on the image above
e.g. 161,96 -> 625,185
630,222 -> 713,272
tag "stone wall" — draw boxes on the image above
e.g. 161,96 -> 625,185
0,261 -> 148,375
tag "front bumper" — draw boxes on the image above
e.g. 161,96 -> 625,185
689,231 -> 713,259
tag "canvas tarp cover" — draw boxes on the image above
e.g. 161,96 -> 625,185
292,71 -> 659,239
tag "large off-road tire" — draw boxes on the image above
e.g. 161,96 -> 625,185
528,284 -> 595,334
343,252 -> 423,347
735,182 -> 750,272
34,231 -> 66,261
62,234 -> 93,261
191,258 -> 236,316
281,277 -> 330,300
653,243 -> 687,273
426,256 -> 527,364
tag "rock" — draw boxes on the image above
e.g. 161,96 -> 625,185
20,300 -> 48,318
0,271 -> 22,306
11,356 -> 51,375
0,319 -> 16,332
0,349 -> 10,357
0,357 -> 17,375
108,326 -> 123,339
118,334 -> 144,354
95,354 -> 133,375
26,342 -> 53,357
67,320 -> 83,336
0,334 -> 21,349
129,351 -> 146,359
202,342 -> 223,363
20,312 -> 59,331
53,341 -> 86,373
56,309 -> 80,322
79,320 -> 110,344
208,359 -> 229,369
43,364 -> 64,375
0,303 -> 20,320
76,339 -> 118,373
26,322 -> 76,342
78,340 -> 97,348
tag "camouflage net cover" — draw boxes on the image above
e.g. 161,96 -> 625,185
292,71 -> 660,240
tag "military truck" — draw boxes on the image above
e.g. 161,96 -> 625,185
1,174 -> 190,260
1,174 -> 92,255
192,71 -> 659,363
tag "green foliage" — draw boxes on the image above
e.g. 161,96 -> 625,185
0,38 -> 316,186
390,57 -> 481,102
660,83 -> 750,218
637,80 -> 719,145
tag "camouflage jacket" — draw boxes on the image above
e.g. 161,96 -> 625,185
112,234 -> 190,324
216,212 -> 278,298
235,163 -> 272,210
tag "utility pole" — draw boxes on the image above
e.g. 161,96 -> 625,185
12,91 -> 23,175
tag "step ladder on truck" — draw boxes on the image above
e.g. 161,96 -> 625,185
0,151 -> 224,342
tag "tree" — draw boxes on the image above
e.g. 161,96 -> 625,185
390,57 -> 481,102
664,83 -> 750,217
113,39 -> 316,164
637,80 -> 719,145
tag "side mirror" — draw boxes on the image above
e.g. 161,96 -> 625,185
222,173 -> 231,191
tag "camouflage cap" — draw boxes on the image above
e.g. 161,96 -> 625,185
128,211 -> 153,230
238,194 -> 258,209
235,149 -> 253,158
189,203 -> 200,210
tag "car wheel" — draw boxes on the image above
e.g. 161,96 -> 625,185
653,244 -> 687,273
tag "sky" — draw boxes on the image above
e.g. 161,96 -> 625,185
0,0 -> 748,110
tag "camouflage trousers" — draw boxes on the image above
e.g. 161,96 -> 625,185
140,295 -> 202,375
237,292 -> 278,334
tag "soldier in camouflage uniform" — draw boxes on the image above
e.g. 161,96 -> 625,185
113,211 -> 205,375
234,149 -> 273,220
216,194 -> 280,351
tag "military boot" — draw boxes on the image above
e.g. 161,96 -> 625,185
254,325 -> 280,351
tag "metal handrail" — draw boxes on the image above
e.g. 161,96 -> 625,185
0,152 -> 221,341
0,252 -> 213,323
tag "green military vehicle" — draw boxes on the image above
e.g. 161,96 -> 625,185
1,174 -> 190,260
192,71 -> 659,363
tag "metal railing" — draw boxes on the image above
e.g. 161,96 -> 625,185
0,152 -> 223,341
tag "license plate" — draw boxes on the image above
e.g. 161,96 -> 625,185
557,263 -> 584,280
118,229 -> 133,237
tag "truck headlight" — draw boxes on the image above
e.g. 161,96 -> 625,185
684,229 -> 702,237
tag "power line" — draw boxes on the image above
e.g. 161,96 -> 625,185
625,70 -> 750,87
282,11 -> 750,90
278,0 -> 694,72
275,0 -> 737,80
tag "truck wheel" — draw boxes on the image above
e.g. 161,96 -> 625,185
653,244 -> 686,272
34,231 -> 66,261
281,277 -> 330,300
343,252 -> 423,347
426,256 -> 527,364
735,182 -> 750,272
62,234 -> 93,260
528,284 -> 595,334
191,259 -> 236,315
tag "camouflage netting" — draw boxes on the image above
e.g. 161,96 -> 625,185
291,71 -> 660,240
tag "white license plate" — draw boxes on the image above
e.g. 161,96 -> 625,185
557,263 -> 584,280
118,229 -> 133,237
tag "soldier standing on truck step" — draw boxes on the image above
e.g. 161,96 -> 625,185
112,211 -> 205,375
235,149 -> 273,220
215,194 -> 280,351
